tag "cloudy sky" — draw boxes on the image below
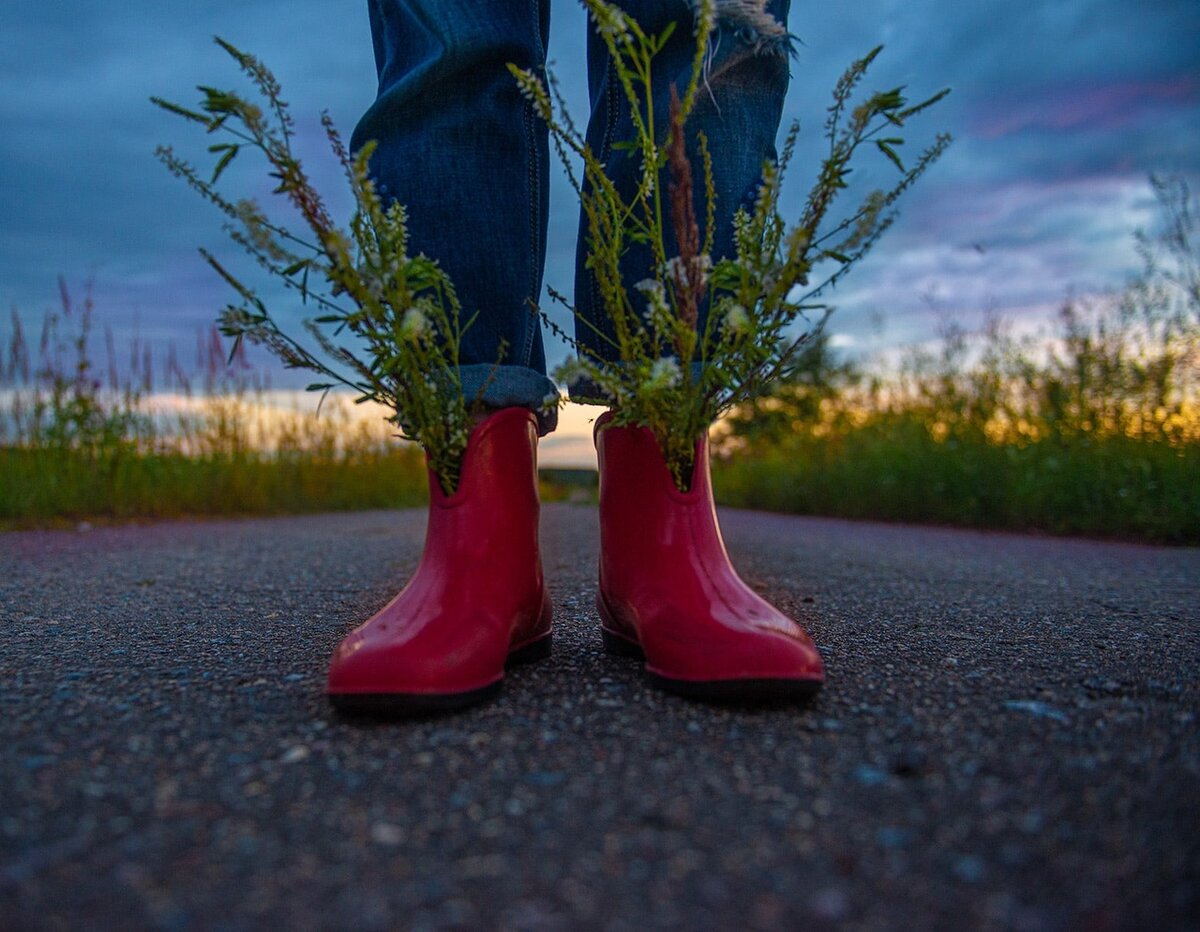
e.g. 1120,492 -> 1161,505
2,0 -> 1197,386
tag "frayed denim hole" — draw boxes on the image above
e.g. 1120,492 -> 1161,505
701,23 -> 792,93
701,0 -> 792,51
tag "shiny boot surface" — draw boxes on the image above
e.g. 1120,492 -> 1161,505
595,413 -> 823,702
327,407 -> 552,714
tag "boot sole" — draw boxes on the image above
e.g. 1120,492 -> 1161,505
601,627 -> 822,704
329,633 -> 552,717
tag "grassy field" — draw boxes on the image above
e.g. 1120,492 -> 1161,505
0,445 -> 427,528
712,422 -> 1199,543
4,173 -> 1197,542
0,447 -> 603,529
711,321 -> 1199,543
0,284 -> 601,527
711,176 -> 1199,544
0,282 -> 428,527
2,288 -> 1196,542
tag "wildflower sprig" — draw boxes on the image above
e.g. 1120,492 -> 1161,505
152,38 -> 474,491
520,0 -> 950,488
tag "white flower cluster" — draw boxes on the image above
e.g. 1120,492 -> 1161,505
640,147 -> 658,195
723,303 -> 750,335
589,2 -> 631,41
399,307 -> 428,341
552,356 -> 590,388
664,254 -> 713,291
644,356 -> 682,391
512,68 -> 552,123
634,278 -> 663,299
634,277 -> 673,339
734,254 -> 778,293
635,277 -> 668,311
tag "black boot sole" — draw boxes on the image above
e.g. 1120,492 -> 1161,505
329,633 -> 552,717
602,627 -> 822,704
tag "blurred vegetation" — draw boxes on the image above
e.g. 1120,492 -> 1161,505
714,175 -> 1200,543
0,279 -> 426,527
3,176 -> 1196,542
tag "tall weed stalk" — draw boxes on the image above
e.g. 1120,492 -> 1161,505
717,175 -> 1200,541
152,39 -> 476,491
1,282 -> 426,525
514,0 -> 949,486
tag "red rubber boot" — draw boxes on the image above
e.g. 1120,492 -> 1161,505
595,413 -> 823,701
327,407 -> 552,714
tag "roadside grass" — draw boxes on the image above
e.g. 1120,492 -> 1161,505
0,280 -> 602,526
3,283 -> 1195,541
712,420 -> 1199,543
712,309 -> 1200,545
1,448 -> 599,528
715,175 -> 1199,544
4,278 -> 1196,541
5,171 -> 1197,541
0,280 -> 430,527
711,305 -> 1200,544
0,445 -> 427,529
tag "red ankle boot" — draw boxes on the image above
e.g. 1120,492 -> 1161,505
595,413 -> 823,701
327,407 -> 552,713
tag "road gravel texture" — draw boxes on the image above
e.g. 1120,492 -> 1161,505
1,505 -> 1197,931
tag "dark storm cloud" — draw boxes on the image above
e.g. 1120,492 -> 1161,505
770,0 -> 1200,349
2,0 -> 1198,374
1,0 -> 378,362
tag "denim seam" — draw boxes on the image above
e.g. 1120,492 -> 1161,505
589,53 -> 621,342
518,105 -> 532,367
520,0 -> 545,370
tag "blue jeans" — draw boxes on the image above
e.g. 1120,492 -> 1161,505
352,0 -> 792,436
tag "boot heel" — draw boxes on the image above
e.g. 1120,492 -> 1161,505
601,627 -> 645,660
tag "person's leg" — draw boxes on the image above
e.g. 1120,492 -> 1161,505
352,0 -> 558,434
579,1 -> 824,701
571,0 -> 793,388
330,1 -> 556,714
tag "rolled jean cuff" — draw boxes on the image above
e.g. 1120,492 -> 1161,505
567,361 -> 707,409
461,363 -> 559,436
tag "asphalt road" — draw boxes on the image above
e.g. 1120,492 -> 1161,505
2,506 -> 1197,931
